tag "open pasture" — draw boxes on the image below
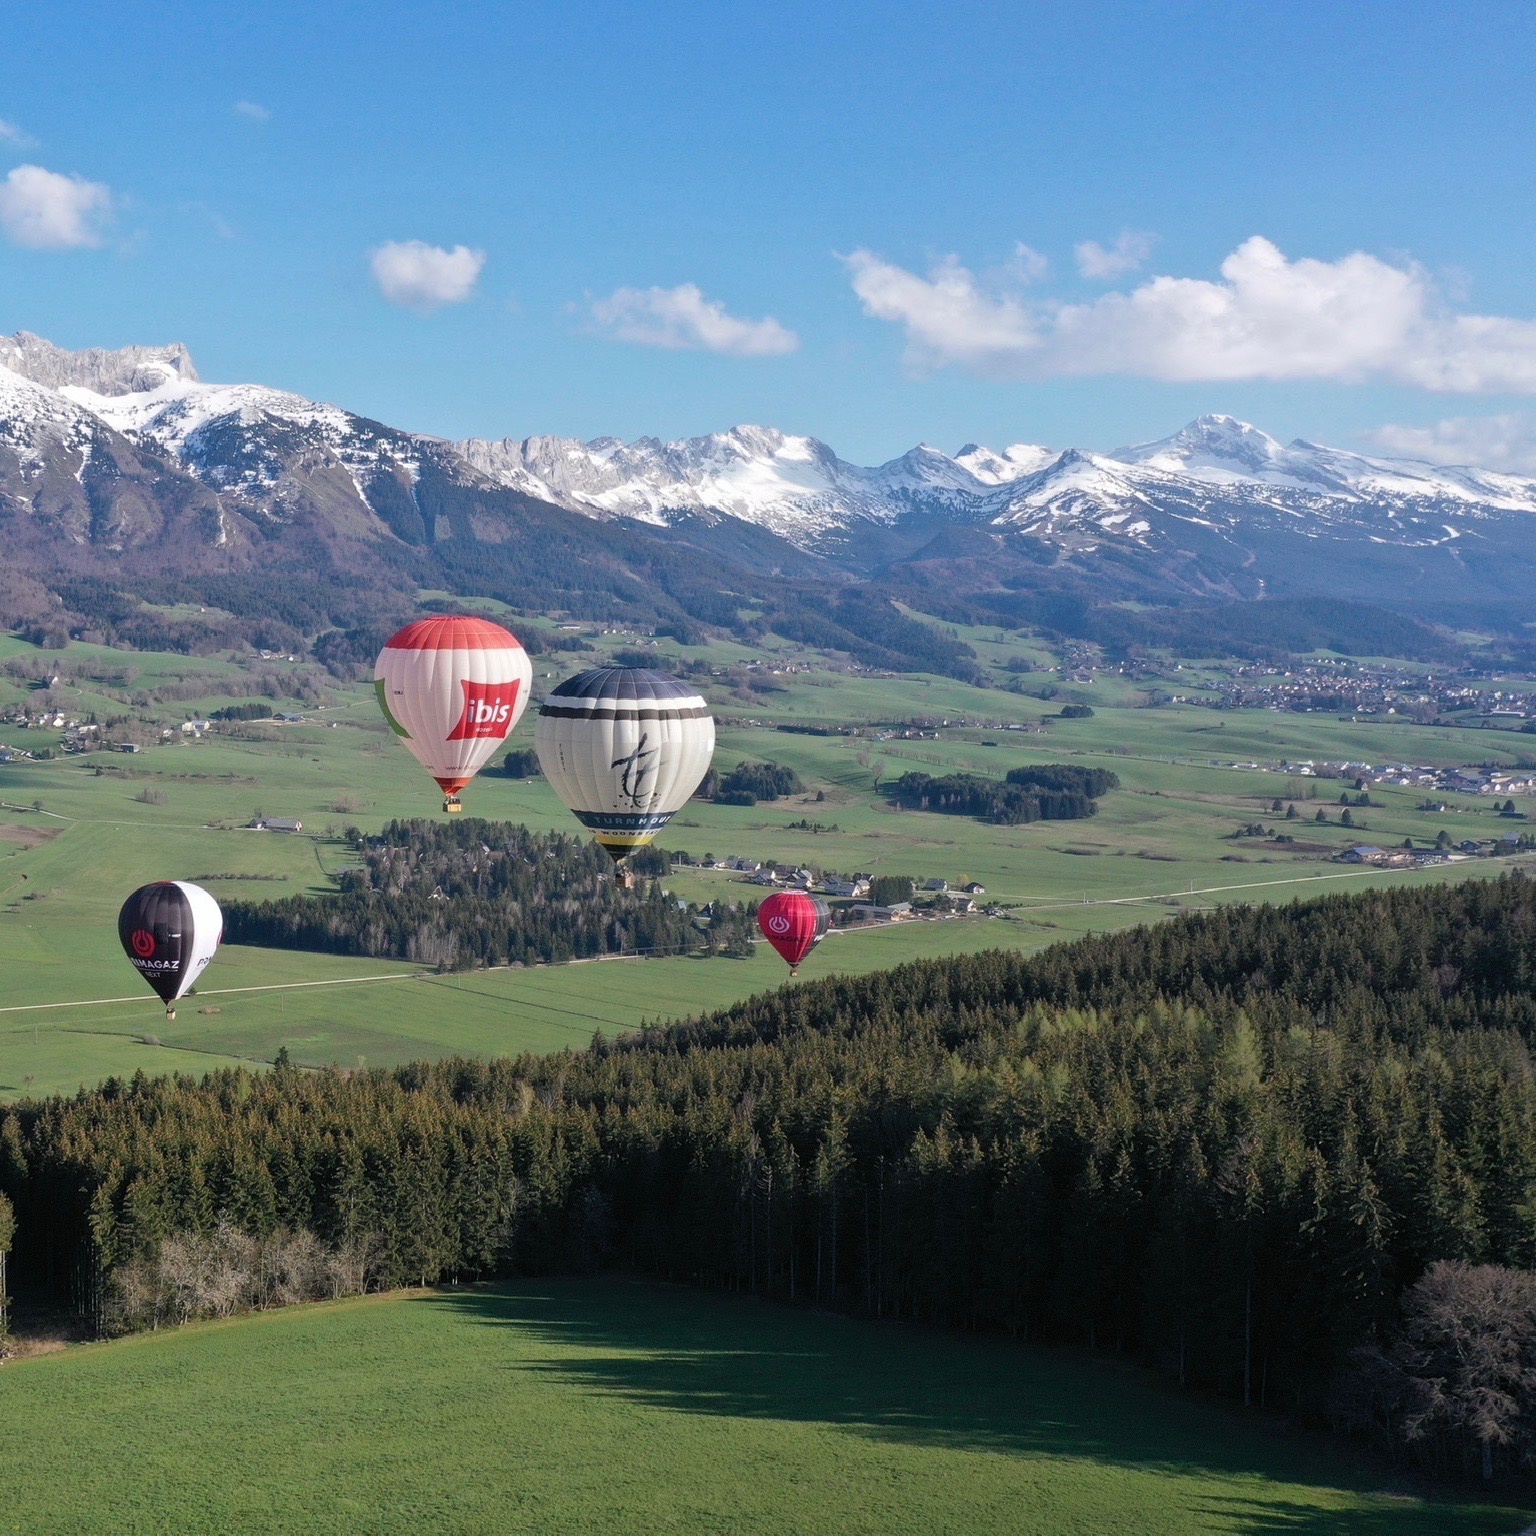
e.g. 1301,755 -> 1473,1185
0,1278 -> 1524,1536
4,631 -> 1535,1098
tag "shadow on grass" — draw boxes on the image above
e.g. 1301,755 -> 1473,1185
426,1279 -> 1529,1535
1189,1494 -> 1524,1535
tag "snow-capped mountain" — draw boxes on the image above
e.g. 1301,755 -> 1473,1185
58,367 -> 440,538
1112,414 -> 1536,510
980,415 -> 1536,582
953,442 -> 1057,485
0,350 -> 225,553
8,331 -> 1536,623
0,330 -> 198,397
459,412 -> 1536,570
0,331 -> 512,554
458,425 -> 1053,541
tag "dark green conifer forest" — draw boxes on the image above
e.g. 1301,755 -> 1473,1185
224,819 -> 752,967
887,763 -> 1118,822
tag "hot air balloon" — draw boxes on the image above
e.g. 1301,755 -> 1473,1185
118,881 -> 223,1020
757,890 -> 831,975
374,615 -> 532,812
534,667 -> 715,861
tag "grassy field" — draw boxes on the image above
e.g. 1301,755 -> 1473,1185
4,626 -> 1535,1098
0,1278 -> 1525,1535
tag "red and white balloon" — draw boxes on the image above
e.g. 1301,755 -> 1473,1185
374,615 -> 532,811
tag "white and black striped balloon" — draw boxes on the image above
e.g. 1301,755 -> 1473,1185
534,667 -> 715,860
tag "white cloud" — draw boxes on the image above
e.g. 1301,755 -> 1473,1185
0,164 -> 111,249
844,235 -> 1536,391
1075,230 -> 1156,280
843,250 -> 1039,374
1362,413 -> 1536,474
0,118 -> 36,148
233,101 -> 270,122
370,240 -> 485,308
1006,242 -> 1049,282
589,282 -> 798,356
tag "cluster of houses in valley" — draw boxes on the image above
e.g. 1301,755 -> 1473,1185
1178,658 -> 1536,722
1337,831 -> 1532,868
706,856 -> 989,921
1223,757 -> 1536,799
0,702 -> 324,766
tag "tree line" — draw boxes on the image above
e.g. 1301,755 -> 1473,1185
223,819 -> 754,969
696,760 -> 806,806
887,763 -> 1118,823
6,876 -> 1536,1477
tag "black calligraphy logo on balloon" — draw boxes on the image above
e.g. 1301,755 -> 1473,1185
612,733 -> 659,808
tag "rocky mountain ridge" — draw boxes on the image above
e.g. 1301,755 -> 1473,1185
4,331 -> 1536,647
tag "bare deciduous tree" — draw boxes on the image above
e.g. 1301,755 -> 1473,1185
0,1191 -> 14,1354
108,1224 -> 376,1334
1338,1260 -> 1536,1481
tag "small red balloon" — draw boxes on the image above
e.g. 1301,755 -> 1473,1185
757,890 -> 831,973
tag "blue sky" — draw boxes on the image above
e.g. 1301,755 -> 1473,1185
4,1 -> 1536,465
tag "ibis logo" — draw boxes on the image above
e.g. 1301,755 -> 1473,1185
448,679 -> 522,741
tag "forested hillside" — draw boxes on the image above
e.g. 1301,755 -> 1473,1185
6,877 -> 1536,1477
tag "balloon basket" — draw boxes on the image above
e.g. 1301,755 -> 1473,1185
166,1007 -> 176,1021
443,796 -> 462,814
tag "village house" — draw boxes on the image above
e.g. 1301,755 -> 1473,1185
849,901 -> 914,922
1338,845 -> 1388,865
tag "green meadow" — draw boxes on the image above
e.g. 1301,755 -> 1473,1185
0,1278 -> 1524,1536
3,626 -> 1534,1097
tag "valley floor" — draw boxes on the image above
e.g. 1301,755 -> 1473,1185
6,625 -> 1536,1099
0,1278 -> 1526,1536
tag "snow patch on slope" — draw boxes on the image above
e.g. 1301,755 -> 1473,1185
0,363 -> 100,463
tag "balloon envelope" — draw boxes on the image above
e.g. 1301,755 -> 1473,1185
535,667 -> 715,860
757,890 -> 831,973
374,615 -> 532,807
118,881 -> 223,1008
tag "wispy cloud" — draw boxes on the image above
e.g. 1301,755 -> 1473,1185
1363,413 -> 1536,474
0,164 -> 112,249
1075,230 -> 1156,280
0,118 -> 37,149
233,101 -> 270,122
844,235 -> 1536,391
370,240 -> 485,308
1006,242 -> 1049,282
589,282 -> 798,356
